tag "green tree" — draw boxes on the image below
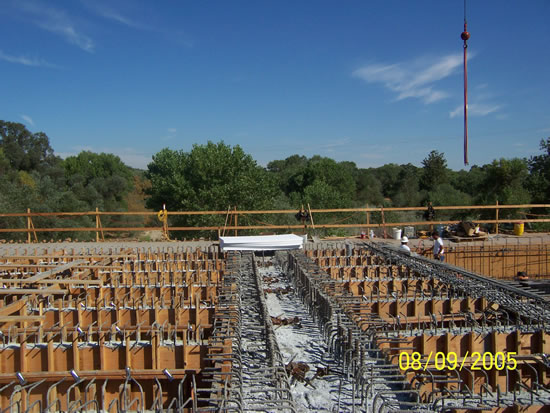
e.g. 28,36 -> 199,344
146,141 -> 279,236
477,158 -> 531,220
267,154 -> 308,194
372,163 -> 402,198
0,121 -> 59,172
268,155 -> 356,209
429,184 -> 472,206
0,148 -> 10,174
449,166 -> 485,198
355,169 -> 384,206
420,150 -> 448,191
391,163 -> 423,206
302,180 -> 346,209
527,138 -> 550,203
63,151 -> 134,211
0,171 -> 94,240
303,157 -> 356,205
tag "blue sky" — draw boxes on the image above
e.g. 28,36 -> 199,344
1,1 -> 549,170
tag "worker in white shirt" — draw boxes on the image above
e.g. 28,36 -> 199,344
399,236 -> 411,254
428,231 -> 445,261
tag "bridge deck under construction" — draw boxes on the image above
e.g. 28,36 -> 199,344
0,241 -> 548,412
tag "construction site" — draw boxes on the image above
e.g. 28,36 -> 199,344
2,0 -> 549,410
0,224 -> 549,412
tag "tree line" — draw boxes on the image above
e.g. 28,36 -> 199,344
0,121 -> 136,239
1,120 -> 549,238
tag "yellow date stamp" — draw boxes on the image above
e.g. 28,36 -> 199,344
399,351 -> 517,371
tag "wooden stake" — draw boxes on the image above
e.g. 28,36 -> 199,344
27,208 -> 31,244
381,206 -> 387,239
307,203 -> 315,230
26,208 -> 37,243
96,207 -> 100,242
95,207 -> 105,242
222,206 -> 231,237
163,208 -> 169,240
234,206 -> 238,236
495,201 -> 499,235
366,204 -> 370,238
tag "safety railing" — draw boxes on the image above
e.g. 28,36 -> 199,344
0,203 -> 549,242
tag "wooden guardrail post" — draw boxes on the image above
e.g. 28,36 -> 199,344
307,203 -> 315,230
95,207 -> 100,242
495,201 -> 499,234
222,206 -> 231,237
27,208 -> 31,244
366,204 -> 371,238
26,208 -> 37,243
163,208 -> 169,240
234,206 -> 238,236
381,206 -> 387,239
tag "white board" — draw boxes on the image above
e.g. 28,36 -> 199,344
219,234 -> 305,251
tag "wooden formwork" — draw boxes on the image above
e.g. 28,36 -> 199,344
298,245 -> 550,411
445,241 -> 550,279
0,247 -> 235,412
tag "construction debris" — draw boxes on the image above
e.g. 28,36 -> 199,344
271,315 -> 301,326
264,286 -> 293,294
285,361 -> 310,382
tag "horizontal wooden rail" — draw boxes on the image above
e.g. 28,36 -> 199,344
1,204 -> 549,217
1,219 -> 549,234
0,204 -> 548,242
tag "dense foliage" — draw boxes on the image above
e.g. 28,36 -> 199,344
1,119 -> 549,238
145,141 -> 279,235
0,121 -> 134,240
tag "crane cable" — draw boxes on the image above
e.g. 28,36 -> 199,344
461,0 -> 470,166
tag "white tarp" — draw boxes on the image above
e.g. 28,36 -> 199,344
219,234 -> 305,251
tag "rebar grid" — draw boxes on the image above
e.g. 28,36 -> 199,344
284,242 -> 550,412
0,245 -> 241,413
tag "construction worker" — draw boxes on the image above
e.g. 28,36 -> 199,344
295,206 -> 310,229
424,201 -> 435,232
516,271 -> 529,281
427,231 -> 445,261
399,236 -> 411,254
424,202 -> 435,221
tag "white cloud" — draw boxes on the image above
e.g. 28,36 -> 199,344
78,0 -> 194,48
16,2 -> 94,52
53,25 -> 94,52
449,106 -> 462,118
449,103 -> 502,118
20,114 -> 34,126
96,9 -> 136,27
0,50 -> 58,68
167,128 -> 177,133
81,1 -> 146,30
353,54 -> 464,104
